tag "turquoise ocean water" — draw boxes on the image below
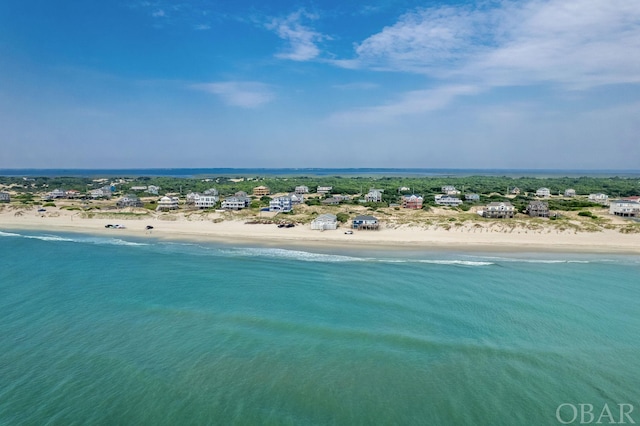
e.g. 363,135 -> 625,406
1,229 -> 639,425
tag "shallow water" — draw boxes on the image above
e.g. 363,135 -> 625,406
1,230 -> 639,425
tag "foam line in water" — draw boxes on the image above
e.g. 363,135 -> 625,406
0,231 -> 22,237
223,247 -> 366,263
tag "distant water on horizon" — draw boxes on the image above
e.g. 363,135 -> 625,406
2,167 -> 640,178
2,229 -> 640,425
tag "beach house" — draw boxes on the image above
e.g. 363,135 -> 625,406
588,193 -> 609,205
365,188 -> 384,203
290,193 -> 304,205
90,186 -> 112,199
526,201 -> 550,218
269,196 -> 293,213
203,188 -> 218,196
194,193 -> 219,209
609,198 -> 640,217
311,214 -> 338,230
157,196 -> 179,211
465,193 -> 480,202
116,195 -> 143,208
295,186 -> 309,194
146,185 -> 160,195
442,185 -> 461,195
317,186 -> 332,194
253,186 -> 270,197
352,215 -> 379,230
0,192 -> 10,203
222,192 -> 251,210
402,194 -> 423,209
536,188 -> 551,197
483,202 -> 515,218
564,189 -> 577,197
47,189 -> 67,199
510,187 -> 521,195
434,195 -> 463,206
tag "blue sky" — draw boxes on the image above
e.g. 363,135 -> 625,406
1,0 -> 639,169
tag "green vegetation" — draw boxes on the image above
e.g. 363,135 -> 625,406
336,213 -> 349,223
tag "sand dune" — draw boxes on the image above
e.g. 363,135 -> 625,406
1,206 -> 639,254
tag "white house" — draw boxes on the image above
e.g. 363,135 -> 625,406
317,186 -> 333,194
290,193 -> 304,205
117,195 -> 143,208
269,196 -> 293,212
365,188 -> 383,203
442,185 -> 461,195
157,196 -> 179,211
435,195 -> 463,206
465,193 -> 480,201
48,189 -> 66,199
146,185 -> 160,195
221,193 -> 250,210
609,198 -> 640,217
589,193 -> 609,205
311,213 -> 338,230
483,201 -> 515,218
564,189 -> 576,197
295,186 -> 309,194
203,188 -> 218,196
536,188 -> 551,197
194,194 -> 219,209
90,186 -> 112,199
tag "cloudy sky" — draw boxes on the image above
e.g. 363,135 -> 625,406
1,0 -> 639,169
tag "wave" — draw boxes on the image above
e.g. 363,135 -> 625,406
219,247 -> 496,266
0,230 -> 149,247
0,231 -> 22,237
24,235 -> 76,242
223,247 -> 366,263
475,256 -> 593,264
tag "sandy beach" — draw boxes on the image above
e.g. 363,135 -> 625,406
1,205 -> 639,254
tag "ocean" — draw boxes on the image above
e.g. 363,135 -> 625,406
1,230 -> 639,425
2,167 -> 640,178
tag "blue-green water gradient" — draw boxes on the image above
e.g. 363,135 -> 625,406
1,230 -> 639,425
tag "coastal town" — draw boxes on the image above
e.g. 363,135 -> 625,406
1,175 -> 639,245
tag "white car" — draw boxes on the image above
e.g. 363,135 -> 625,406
344,230 -> 353,235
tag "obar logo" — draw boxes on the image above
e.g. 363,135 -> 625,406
556,403 -> 635,424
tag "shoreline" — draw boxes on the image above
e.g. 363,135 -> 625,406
2,208 -> 639,255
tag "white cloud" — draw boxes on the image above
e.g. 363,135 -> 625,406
266,10 -> 327,61
345,0 -> 640,88
193,82 -> 275,108
151,9 -> 165,18
194,24 -> 210,31
328,84 -> 481,124
331,0 -> 640,121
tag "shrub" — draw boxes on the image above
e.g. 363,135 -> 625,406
336,213 -> 349,223
578,211 -> 593,217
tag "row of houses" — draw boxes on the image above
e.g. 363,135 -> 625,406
307,198 -> 640,232
610,197 -> 640,217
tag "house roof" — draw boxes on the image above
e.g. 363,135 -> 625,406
353,215 -> 378,221
315,214 -> 337,221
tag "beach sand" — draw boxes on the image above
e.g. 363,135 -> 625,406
1,205 -> 639,254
